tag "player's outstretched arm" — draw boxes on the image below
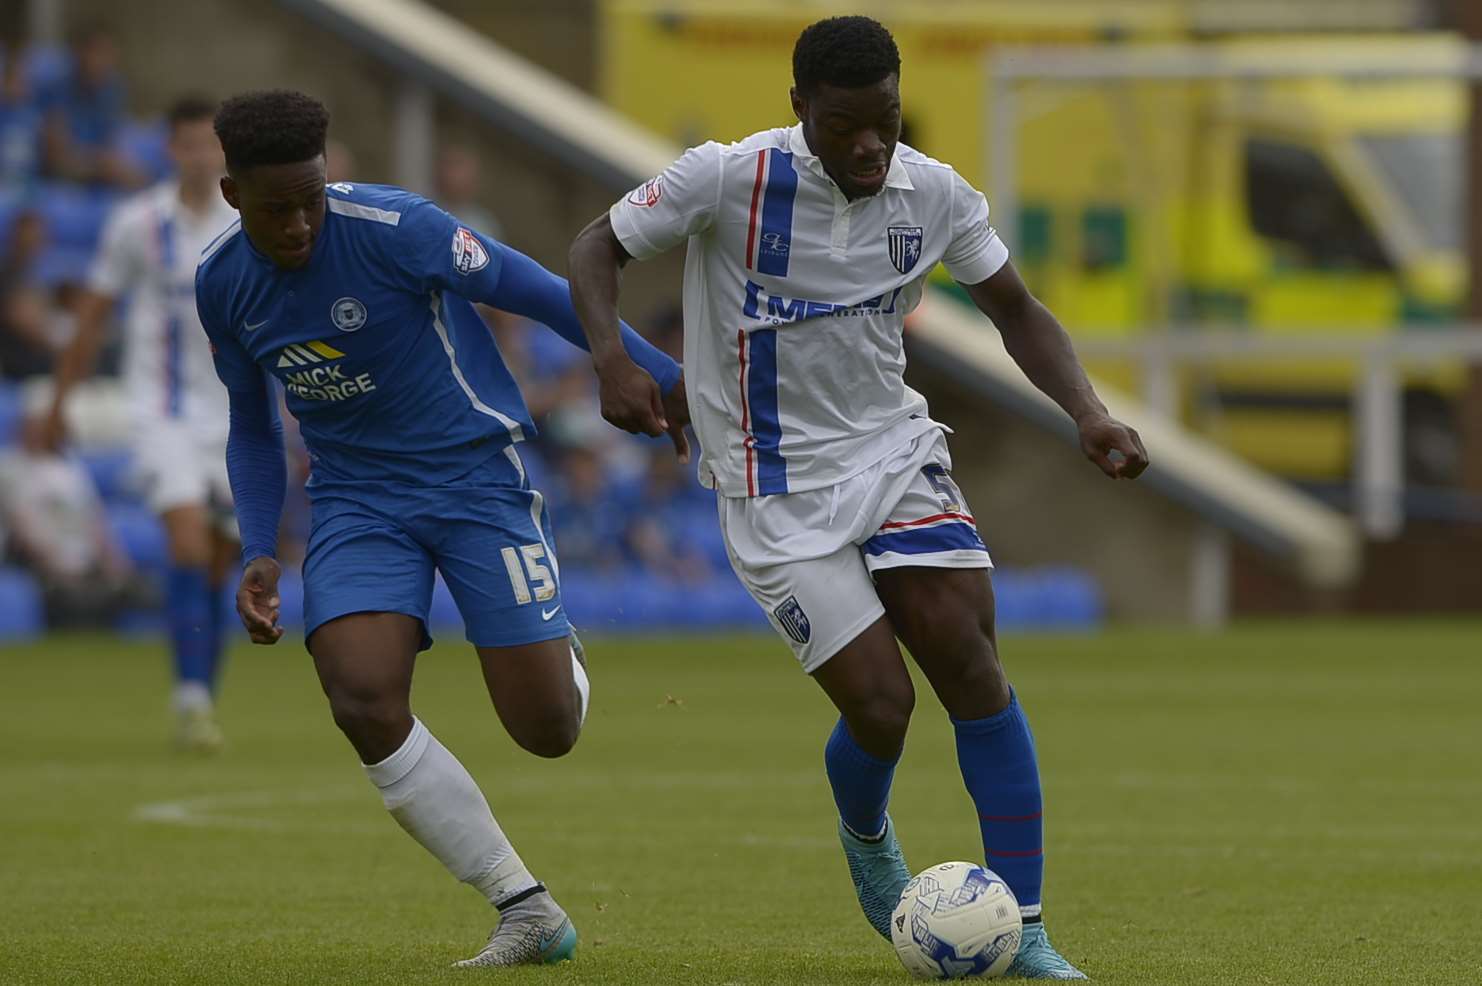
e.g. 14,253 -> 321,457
963,262 -> 1149,480
223,379 -> 287,644
568,213 -> 690,460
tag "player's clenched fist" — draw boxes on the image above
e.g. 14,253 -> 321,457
594,350 -> 668,439
237,556 -> 285,645
1076,411 -> 1149,480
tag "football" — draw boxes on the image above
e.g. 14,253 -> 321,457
890,862 -> 1023,979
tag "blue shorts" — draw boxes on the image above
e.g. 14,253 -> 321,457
302,446 -> 570,651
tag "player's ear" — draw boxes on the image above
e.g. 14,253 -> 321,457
220,175 -> 239,210
790,86 -> 806,123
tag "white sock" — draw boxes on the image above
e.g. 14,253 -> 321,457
173,681 -> 212,714
570,646 -> 589,725
364,717 -> 538,906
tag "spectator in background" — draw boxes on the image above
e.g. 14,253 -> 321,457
623,447 -> 718,583
436,144 -> 503,241
45,95 -> 238,752
40,25 -> 143,188
0,410 -> 137,626
1,205 -> 44,285
0,46 -> 42,189
646,303 -> 683,362
0,209 -> 57,379
547,437 -> 632,573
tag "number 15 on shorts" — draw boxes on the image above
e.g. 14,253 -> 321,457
501,543 -> 555,604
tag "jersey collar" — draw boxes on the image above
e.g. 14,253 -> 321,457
786,123 -> 914,193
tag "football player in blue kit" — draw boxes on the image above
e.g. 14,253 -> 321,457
195,90 -> 687,968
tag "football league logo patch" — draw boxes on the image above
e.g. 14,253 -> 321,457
774,596 -> 811,645
331,297 -> 367,332
452,227 -> 490,275
888,226 -> 924,275
627,176 -> 663,208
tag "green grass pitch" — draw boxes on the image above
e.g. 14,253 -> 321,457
3,622 -> 1480,985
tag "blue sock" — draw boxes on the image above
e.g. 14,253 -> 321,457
204,579 -> 230,693
824,718 -> 899,840
953,689 -> 1044,911
166,566 -> 214,691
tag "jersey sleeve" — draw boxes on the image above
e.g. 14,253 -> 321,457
941,169 -> 1010,286
86,203 -> 140,298
194,271 -> 261,392
393,196 -> 507,298
609,141 -> 723,260
393,197 -> 681,393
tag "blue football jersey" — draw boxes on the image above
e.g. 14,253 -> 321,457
195,182 -> 538,486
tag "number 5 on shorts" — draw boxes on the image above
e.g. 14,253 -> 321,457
501,544 -> 555,604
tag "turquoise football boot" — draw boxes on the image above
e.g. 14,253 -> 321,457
838,814 -> 912,939
454,892 -> 576,968
1006,922 -> 1087,979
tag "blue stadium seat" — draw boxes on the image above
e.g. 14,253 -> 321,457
117,120 -> 171,182
33,244 -> 96,288
106,502 -> 168,573
0,567 -> 45,640
0,191 -> 25,248
22,45 -> 70,93
992,567 -> 1104,631
80,447 -> 136,502
35,183 -> 114,250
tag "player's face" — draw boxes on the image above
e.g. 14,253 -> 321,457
222,156 -> 327,270
168,118 -> 224,190
792,74 -> 901,200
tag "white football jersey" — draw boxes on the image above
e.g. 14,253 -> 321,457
88,181 -> 239,438
610,124 -> 1007,497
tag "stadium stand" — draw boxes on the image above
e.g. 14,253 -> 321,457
0,31 -> 1111,643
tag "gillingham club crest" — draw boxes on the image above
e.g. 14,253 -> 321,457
774,596 -> 811,644
888,225 -> 924,275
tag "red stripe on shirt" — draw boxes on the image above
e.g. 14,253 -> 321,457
744,149 -> 766,270
738,329 -> 756,496
879,511 -> 977,531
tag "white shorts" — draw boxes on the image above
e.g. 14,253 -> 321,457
718,428 -> 991,673
131,419 -> 237,538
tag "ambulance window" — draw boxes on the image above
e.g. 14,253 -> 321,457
1244,138 -> 1391,271
1081,206 -> 1127,270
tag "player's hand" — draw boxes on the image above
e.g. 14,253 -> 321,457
237,557 -> 285,645
595,351 -> 667,439
661,372 -> 691,464
1077,411 -> 1149,479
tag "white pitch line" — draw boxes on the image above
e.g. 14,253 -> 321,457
132,788 -> 383,833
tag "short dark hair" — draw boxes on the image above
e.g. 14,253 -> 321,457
167,95 -> 217,131
214,90 -> 329,172
792,16 -> 900,96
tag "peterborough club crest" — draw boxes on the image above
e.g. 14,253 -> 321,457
774,595 -> 811,645
888,225 -> 924,275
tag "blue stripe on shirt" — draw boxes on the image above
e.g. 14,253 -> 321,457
747,327 -> 787,494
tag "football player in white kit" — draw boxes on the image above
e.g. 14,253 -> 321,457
570,17 -> 1147,979
45,97 -> 241,752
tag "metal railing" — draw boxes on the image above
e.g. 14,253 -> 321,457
1073,329 -> 1482,539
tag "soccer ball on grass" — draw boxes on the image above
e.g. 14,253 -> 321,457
890,861 -> 1022,979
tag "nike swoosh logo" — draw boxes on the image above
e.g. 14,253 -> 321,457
541,606 -> 561,622
243,319 -> 269,332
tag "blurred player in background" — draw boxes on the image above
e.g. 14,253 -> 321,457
45,95 -> 238,753
195,90 -> 683,968
570,15 -> 1147,979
